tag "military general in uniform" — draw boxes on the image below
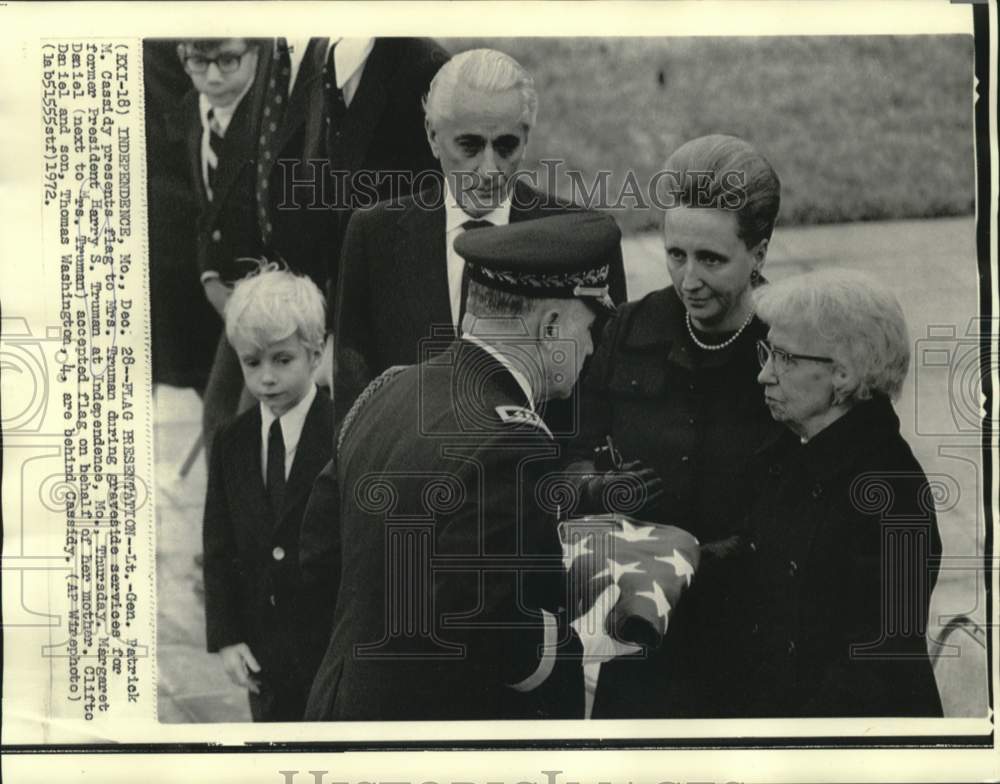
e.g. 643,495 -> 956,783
304,212 -> 631,720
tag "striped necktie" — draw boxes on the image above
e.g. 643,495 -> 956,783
206,108 -> 224,199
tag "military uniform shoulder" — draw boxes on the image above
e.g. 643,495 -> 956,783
494,404 -> 554,439
337,365 -> 409,454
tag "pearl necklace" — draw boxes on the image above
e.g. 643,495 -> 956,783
686,309 -> 754,351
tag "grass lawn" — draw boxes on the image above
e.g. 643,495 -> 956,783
440,37 -> 975,234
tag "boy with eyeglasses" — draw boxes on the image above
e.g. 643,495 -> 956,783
175,38 -> 267,459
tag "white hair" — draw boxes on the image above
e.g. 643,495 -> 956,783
423,48 -> 537,130
753,268 -> 911,402
225,261 -> 326,352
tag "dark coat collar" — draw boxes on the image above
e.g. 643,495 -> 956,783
799,394 -> 901,481
760,394 -> 902,483
620,286 -> 768,370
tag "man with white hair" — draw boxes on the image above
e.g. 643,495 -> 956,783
332,47 -> 627,430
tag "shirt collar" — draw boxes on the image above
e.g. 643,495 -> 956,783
445,181 -> 512,234
197,75 -> 254,135
259,383 -> 317,452
461,334 -> 535,411
288,37 -> 374,88
331,37 -> 374,88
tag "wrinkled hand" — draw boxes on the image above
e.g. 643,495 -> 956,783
203,278 -> 232,317
578,460 -> 665,515
219,642 -> 261,693
571,583 -> 642,664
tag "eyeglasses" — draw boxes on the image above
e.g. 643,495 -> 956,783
756,339 -> 834,374
183,50 -> 250,75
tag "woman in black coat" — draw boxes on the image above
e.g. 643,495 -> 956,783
739,268 -> 943,716
567,135 -> 787,717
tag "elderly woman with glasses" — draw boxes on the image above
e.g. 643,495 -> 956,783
567,135 -> 787,717
737,268 -> 942,717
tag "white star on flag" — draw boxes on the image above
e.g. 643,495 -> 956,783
562,535 -> 593,571
612,518 -> 659,543
593,558 -> 645,582
636,580 -> 672,621
656,548 -> 695,587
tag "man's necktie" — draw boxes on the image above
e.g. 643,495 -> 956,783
322,41 -> 348,160
206,108 -> 223,199
458,219 -> 494,328
256,37 -> 292,247
266,418 -> 286,524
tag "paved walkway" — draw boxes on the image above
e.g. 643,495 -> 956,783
156,215 -> 988,723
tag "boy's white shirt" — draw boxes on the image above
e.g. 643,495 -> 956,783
259,382 -> 318,481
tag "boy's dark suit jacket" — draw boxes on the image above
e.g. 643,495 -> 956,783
254,37 -> 449,296
333,177 -> 629,427
203,387 -> 334,708
176,87 -> 263,283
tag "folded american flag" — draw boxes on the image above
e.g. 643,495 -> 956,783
559,515 -> 700,649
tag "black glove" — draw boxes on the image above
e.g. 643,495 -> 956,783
577,460 -> 665,517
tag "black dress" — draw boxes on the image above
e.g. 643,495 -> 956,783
571,285 -> 783,717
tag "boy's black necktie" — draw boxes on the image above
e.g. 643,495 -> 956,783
266,418 -> 286,524
457,219 -> 494,328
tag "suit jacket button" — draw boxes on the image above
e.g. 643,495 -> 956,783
211,229 -> 222,242
272,546 -> 286,561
